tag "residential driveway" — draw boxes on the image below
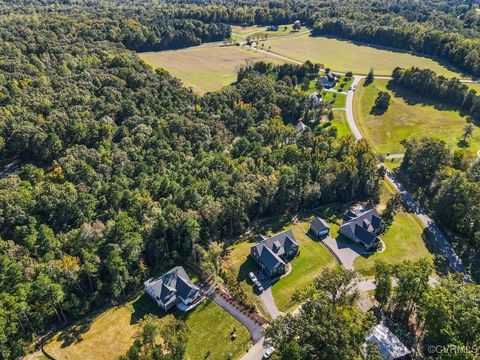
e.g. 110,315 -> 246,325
241,336 -> 265,360
209,290 -> 264,343
258,278 -> 283,320
322,236 -> 368,270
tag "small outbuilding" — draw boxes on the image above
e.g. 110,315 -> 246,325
310,217 -> 330,238
293,20 -> 301,30
365,324 -> 411,360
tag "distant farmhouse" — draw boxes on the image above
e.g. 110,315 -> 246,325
293,20 -> 301,30
317,71 -> 338,89
365,324 -> 411,360
339,209 -> 382,250
144,266 -> 201,312
293,120 -> 308,134
307,92 -> 323,108
251,230 -> 299,277
310,217 -> 330,238
267,24 -> 279,31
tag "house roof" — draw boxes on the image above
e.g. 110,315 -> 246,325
294,121 -> 308,133
252,230 -> 299,272
144,266 -> 199,305
365,324 -> 411,359
310,217 -> 330,234
340,209 -> 382,246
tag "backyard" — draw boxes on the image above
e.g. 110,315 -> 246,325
354,79 -> 480,155
43,293 -> 250,360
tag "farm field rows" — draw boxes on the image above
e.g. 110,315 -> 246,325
139,44 -> 282,94
353,79 -> 480,155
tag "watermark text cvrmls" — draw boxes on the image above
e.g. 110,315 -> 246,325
427,344 -> 479,355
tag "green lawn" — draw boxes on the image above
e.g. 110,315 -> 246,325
261,33 -> 464,77
354,181 -> 433,277
269,222 -> 336,312
319,110 -> 350,137
323,90 -> 346,108
44,294 -> 250,360
138,44 -> 283,94
354,79 -> 480,155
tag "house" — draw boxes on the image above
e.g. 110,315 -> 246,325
365,324 -> 411,360
293,20 -> 301,30
339,208 -> 382,250
310,217 -> 330,237
317,71 -> 337,89
267,24 -> 279,31
251,230 -> 299,277
293,120 -> 308,134
144,266 -> 201,312
308,92 -> 323,108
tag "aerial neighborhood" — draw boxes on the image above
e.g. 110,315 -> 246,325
4,3 -> 478,360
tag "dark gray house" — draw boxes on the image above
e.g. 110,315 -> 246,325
339,209 -> 382,250
251,230 -> 299,277
144,266 -> 201,312
310,217 -> 330,237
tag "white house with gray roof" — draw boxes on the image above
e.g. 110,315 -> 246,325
251,230 -> 299,277
144,266 -> 201,311
339,208 -> 382,250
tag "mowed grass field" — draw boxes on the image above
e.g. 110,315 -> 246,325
261,33 -> 462,77
354,79 -> 480,155
231,24 -> 307,41
44,293 -> 250,360
139,44 -> 283,94
353,181 -> 433,277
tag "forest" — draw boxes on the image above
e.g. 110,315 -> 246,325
1,1 -> 480,359
0,6 -> 381,359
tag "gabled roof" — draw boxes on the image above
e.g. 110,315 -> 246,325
310,217 -> 330,234
366,324 -> 411,359
144,266 -> 199,305
294,121 -> 308,133
252,230 -> 299,271
340,209 -> 382,246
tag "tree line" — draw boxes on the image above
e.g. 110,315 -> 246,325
399,137 -> 479,277
392,66 -> 480,120
313,19 -> 480,77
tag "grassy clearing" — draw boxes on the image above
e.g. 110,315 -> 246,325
44,294 -> 250,360
354,79 -> 480,155
138,45 -> 283,94
232,24 -> 307,40
261,33 -> 463,77
353,181 -> 433,277
331,110 -> 350,137
323,91 -> 346,108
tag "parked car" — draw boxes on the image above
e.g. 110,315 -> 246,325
263,346 -> 275,359
248,272 -> 258,283
254,280 -> 263,291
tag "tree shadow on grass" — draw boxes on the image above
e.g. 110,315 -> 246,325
130,293 -> 170,325
56,319 -> 94,349
308,34 -> 469,77
385,81 -> 465,114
